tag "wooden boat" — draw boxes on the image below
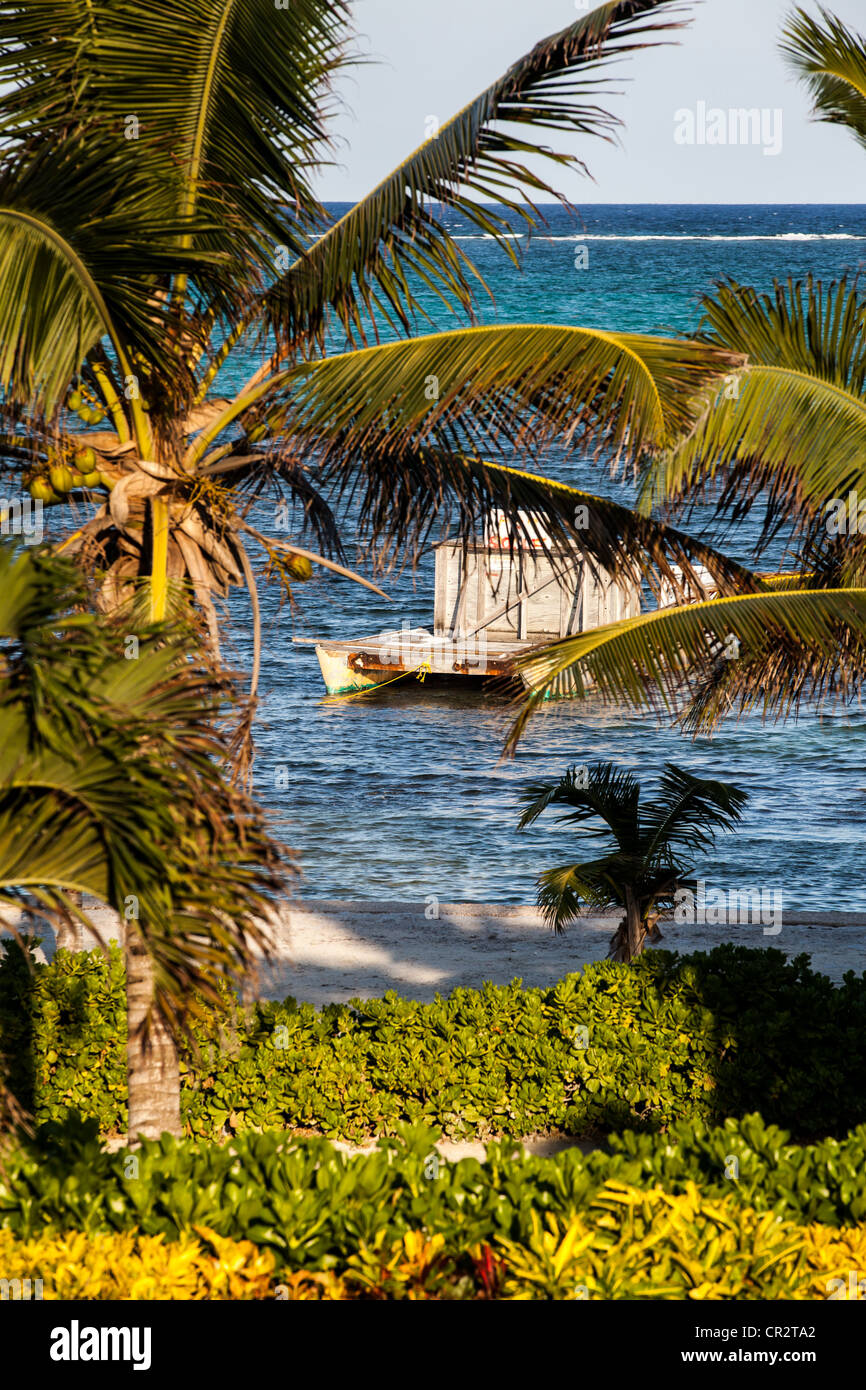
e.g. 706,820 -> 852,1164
299,517 -> 643,697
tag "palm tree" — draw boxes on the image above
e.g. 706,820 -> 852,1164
504,5 -> 866,748
783,4 -> 866,150
518,761 -> 748,959
0,0 -> 756,698
0,541 -> 290,1139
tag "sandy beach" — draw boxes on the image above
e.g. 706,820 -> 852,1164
251,901 -> 866,1001
10,899 -> 865,1003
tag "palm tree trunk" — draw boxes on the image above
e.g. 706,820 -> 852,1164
54,891 -> 83,953
625,887 -> 645,962
125,922 -> 181,1139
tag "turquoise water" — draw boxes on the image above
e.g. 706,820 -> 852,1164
212,205 -> 866,908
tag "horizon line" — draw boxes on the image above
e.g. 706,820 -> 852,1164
318,199 -> 866,208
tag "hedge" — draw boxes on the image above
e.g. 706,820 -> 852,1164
0,1227 -> 276,1300
3,1195 -> 863,1300
289,1206 -> 866,1299
2,1112 -> 866,1258
2,937 -> 865,1143
1,1124 -> 865,1298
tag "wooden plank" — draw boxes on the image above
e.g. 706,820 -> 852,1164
463,556 -> 580,643
526,585 -> 563,638
436,542 -> 482,637
583,569 -> 600,629
447,547 -> 466,635
562,572 -> 583,636
434,545 -> 448,634
518,553 -> 527,640
451,547 -> 466,634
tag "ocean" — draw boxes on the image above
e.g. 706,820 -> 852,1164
211,204 -> 866,909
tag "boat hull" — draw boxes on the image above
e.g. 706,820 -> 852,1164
316,645 -> 385,696
313,634 -> 523,696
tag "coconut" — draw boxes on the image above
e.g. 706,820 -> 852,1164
49,464 -> 75,494
286,553 -> 313,582
29,478 -> 57,503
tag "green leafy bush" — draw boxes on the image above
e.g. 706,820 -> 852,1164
606,1113 -> 866,1226
4,1185 -> 863,1300
1,1113 -> 865,1277
2,938 -> 865,1144
0,937 -> 126,1132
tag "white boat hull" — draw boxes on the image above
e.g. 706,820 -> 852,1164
312,630 -> 526,696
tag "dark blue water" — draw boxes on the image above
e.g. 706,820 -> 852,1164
171,205 -> 866,909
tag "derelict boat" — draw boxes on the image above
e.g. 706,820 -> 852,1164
299,521 -> 642,697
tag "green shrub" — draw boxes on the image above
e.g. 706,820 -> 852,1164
4,1191 -> 862,1300
1,1113 -> 865,1275
2,937 -> 865,1143
0,937 -> 126,1132
606,1113 -> 866,1226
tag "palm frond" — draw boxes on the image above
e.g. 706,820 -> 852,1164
519,761 -> 640,848
0,541 -> 291,1040
507,586 -> 866,749
0,0 -> 350,283
92,0 -> 349,278
239,525 -> 389,599
0,794 -> 111,904
0,0 -> 353,422
263,0 -> 691,346
641,762 -> 748,861
200,449 -> 345,560
0,136 -> 234,421
326,446 -> 760,591
782,5 -> 866,151
641,277 -> 866,546
536,856 -> 631,932
269,322 -> 742,468
187,319 -> 748,581
226,321 -> 743,573
678,589 -> 866,734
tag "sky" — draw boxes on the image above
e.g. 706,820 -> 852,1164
315,0 -> 866,203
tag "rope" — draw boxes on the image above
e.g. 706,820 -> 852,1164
323,660 -> 432,703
